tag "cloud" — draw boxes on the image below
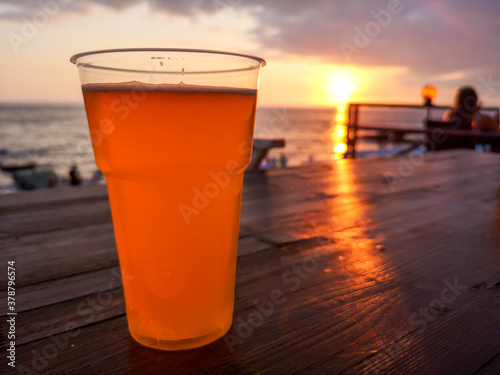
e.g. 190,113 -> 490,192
243,0 -> 500,75
3,0 -> 500,91
0,0 -> 214,19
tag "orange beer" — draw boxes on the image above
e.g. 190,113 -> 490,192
82,82 -> 257,349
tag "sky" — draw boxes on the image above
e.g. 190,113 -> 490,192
1,0 -> 500,107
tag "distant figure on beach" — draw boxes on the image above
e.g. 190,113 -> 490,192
280,153 -> 288,168
443,86 -> 497,131
69,164 -> 83,186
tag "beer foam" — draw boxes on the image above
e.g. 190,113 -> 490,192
82,81 -> 256,95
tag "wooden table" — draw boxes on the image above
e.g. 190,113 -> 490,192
1,150 -> 499,374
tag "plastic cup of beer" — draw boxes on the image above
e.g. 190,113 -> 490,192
70,49 -> 265,350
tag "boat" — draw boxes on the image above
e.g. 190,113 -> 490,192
1,160 -> 36,172
13,166 -> 59,190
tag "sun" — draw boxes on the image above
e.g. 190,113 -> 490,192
329,76 -> 355,98
327,73 -> 357,101
310,64 -> 363,106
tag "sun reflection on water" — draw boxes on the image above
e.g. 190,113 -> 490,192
331,102 -> 349,159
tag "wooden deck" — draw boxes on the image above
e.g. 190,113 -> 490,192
1,150 -> 500,374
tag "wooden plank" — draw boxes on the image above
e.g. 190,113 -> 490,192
241,154 -> 500,212
0,229 -> 271,290
267,154 -> 500,200
0,184 -> 108,211
0,266 -> 124,314
241,164 -> 500,240
0,223 -> 117,290
260,150 -> 492,182
10,315 -> 238,375
335,288 -> 500,375
237,236 -> 274,257
12,287 -> 126,346
9,246 -> 284,348
8,240 -> 317,348
250,190 -> 468,246
0,198 -> 112,239
0,222 -> 114,254
0,236 -> 275,315
474,353 -> 500,375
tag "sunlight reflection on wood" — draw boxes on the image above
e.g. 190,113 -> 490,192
329,162 -> 391,285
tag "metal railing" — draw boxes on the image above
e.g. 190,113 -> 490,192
344,103 -> 499,159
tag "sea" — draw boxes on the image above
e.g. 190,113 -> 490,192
0,103 -> 456,194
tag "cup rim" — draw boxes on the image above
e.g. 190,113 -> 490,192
70,48 -> 266,69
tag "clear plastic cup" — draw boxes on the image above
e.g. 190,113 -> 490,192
71,49 -> 265,350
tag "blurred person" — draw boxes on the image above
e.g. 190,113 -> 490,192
443,86 -> 478,130
443,86 -> 496,131
69,164 -> 83,186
